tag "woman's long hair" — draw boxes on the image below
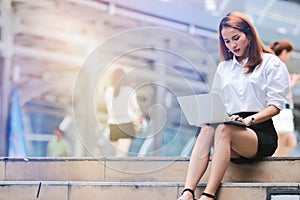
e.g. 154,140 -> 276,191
218,11 -> 273,73
270,40 -> 293,56
109,68 -> 126,98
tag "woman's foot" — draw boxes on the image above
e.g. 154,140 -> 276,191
178,188 -> 195,200
198,192 -> 216,200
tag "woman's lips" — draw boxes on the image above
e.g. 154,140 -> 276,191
233,49 -> 240,54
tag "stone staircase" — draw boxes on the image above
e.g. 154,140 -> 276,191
0,157 -> 300,200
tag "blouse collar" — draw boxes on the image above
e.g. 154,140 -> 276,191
231,55 -> 248,70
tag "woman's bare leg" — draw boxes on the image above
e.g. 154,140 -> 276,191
199,125 -> 258,199
114,138 -> 132,157
287,133 -> 298,154
179,126 -> 215,200
274,133 -> 297,156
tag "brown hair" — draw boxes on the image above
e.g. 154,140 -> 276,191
270,40 -> 293,56
109,68 -> 126,97
218,12 -> 273,73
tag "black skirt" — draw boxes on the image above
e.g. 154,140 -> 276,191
230,112 -> 278,164
109,123 -> 135,141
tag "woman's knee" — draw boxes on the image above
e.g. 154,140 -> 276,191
197,125 -> 215,138
196,125 -> 215,145
201,125 -> 215,132
214,124 -> 233,142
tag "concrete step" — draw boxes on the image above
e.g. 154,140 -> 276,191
1,157 -> 300,183
0,181 -> 299,200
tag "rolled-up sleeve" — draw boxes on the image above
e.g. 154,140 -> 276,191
266,58 -> 290,110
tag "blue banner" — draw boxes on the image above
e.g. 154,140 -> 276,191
8,88 -> 27,157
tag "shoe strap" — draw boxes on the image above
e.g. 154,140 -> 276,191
181,188 -> 195,199
202,192 -> 216,199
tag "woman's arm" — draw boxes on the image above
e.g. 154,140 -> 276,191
233,105 -> 280,126
290,73 -> 300,91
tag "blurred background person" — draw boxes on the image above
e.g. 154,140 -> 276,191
104,68 -> 143,157
47,128 -> 71,157
271,40 -> 300,156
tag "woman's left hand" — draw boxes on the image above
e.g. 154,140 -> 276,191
230,115 -> 252,126
229,115 -> 242,121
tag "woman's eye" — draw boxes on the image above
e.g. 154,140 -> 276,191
233,36 -> 240,41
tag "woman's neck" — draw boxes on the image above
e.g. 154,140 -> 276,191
236,55 -> 244,63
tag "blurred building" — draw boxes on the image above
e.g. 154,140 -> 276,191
1,0 -> 300,157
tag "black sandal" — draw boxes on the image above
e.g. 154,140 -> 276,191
180,188 -> 196,200
202,192 -> 216,199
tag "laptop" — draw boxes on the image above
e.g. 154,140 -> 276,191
177,93 -> 247,127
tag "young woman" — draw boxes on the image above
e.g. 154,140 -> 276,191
104,68 -> 142,157
271,40 -> 300,156
178,12 -> 289,200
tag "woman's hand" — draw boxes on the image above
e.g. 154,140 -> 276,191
229,115 -> 252,126
229,115 -> 242,121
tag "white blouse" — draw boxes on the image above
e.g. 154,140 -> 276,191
212,53 -> 290,115
105,86 -> 140,124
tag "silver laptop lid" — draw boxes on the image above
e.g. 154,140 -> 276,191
177,93 -> 228,126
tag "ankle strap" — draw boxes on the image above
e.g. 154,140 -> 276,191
202,192 -> 216,199
181,188 -> 195,199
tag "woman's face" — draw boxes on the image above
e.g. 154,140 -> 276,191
221,27 -> 250,61
279,49 -> 291,64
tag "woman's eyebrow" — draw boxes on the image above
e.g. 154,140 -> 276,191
232,34 -> 240,39
223,34 -> 239,40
